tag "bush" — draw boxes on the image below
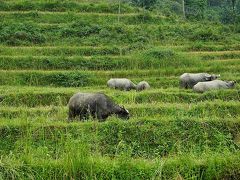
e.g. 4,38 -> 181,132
190,28 -> 222,41
12,1 -> 35,11
139,48 -> 201,69
130,0 -> 157,9
45,72 -> 93,87
145,48 -> 175,59
188,41 -> 216,51
0,22 -> 45,45
61,20 -> 102,38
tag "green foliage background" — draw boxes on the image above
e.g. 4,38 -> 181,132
0,0 -> 239,179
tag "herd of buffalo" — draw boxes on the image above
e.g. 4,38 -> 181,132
68,72 -> 236,121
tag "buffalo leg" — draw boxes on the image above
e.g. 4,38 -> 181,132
96,111 -> 103,121
179,81 -> 185,89
79,112 -> 87,121
68,109 -> 75,121
96,110 -> 108,122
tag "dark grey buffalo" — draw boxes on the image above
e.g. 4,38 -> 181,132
68,92 -> 129,121
107,78 -> 136,91
179,73 -> 220,89
193,80 -> 236,93
136,81 -> 150,91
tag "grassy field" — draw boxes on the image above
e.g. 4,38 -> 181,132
0,0 -> 240,179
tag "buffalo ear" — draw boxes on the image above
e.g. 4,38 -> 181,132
204,75 -> 211,81
122,105 -> 129,113
229,81 -> 235,87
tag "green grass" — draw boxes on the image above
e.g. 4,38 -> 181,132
0,45 -> 130,56
0,152 -> 239,179
0,14 -> 235,46
0,0 -> 240,179
0,69 -> 239,87
0,86 -> 239,107
0,11 -> 162,25
0,1 -> 141,13
0,117 -> 239,157
0,100 -> 239,119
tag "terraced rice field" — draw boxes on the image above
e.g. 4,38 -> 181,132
0,0 -> 240,179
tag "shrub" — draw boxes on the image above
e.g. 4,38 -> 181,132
41,1 -> 67,11
45,72 -> 93,87
130,0 -> 157,9
61,21 -> 102,38
190,28 -> 222,41
139,48 -> 201,69
12,1 -> 35,11
145,48 -> 175,59
0,22 -> 45,45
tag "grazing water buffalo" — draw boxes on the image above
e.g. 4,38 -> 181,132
136,81 -> 150,91
180,73 -> 220,89
107,78 -> 136,91
193,80 -> 236,93
68,92 -> 129,121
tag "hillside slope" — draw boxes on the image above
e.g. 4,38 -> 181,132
0,0 -> 240,179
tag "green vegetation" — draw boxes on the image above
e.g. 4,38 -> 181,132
0,0 -> 239,179
129,0 -> 240,23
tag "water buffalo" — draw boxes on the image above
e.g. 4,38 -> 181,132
193,80 -> 236,93
180,73 -> 220,89
107,78 -> 136,91
136,81 -> 150,91
68,92 -> 129,121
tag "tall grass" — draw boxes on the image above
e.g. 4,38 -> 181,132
0,115 -> 240,179
0,0 -> 239,178
0,0 -> 141,13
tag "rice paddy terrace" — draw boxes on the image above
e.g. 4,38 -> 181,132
0,0 -> 240,179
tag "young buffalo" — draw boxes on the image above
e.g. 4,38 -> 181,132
136,81 -> 150,91
193,80 -> 236,93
